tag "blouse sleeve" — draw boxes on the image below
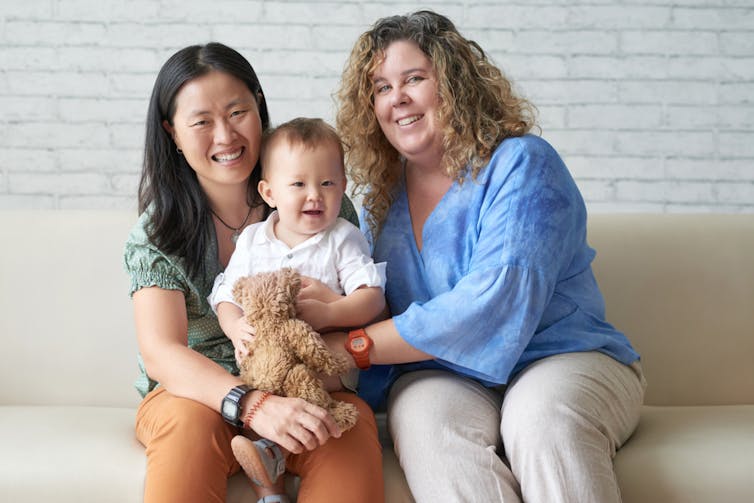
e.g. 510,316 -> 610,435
123,220 -> 189,297
392,139 -> 587,384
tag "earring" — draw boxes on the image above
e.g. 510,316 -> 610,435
176,147 -> 183,154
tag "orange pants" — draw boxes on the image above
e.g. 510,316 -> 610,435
136,387 -> 384,503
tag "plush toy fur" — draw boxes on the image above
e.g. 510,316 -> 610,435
232,267 -> 359,431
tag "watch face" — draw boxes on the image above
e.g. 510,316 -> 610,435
222,399 -> 238,418
351,337 -> 367,351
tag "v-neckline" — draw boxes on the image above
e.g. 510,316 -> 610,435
404,165 -> 455,254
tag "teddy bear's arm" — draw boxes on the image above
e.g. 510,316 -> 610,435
285,320 -> 350,376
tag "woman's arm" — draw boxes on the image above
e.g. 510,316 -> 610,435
134,286 -> 241,405
133,286 -> 341,453
325,317 -> 433,368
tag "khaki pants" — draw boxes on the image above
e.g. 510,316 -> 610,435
136,387 -> 384,503
388,352 -> 646,503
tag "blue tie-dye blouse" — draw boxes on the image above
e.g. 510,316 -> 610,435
359,135 -> 639,409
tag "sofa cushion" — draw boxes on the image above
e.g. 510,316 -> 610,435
615,404 -> 754,503
588,214 -> 754,406
0,211 -> 141,409
0,405 -> 414,503
0,406 -> 144,503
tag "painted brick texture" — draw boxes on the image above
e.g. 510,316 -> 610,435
1,0 -> 752,212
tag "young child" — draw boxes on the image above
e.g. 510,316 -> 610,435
208,117 -> 386,500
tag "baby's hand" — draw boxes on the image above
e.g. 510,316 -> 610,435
295,298 -> 332,332
228,318 -> 255,363
298,276 -> 341,303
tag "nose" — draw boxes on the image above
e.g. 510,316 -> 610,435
390,88 -> 408,107
214,119 -> 235,144
307,186 -> 323,201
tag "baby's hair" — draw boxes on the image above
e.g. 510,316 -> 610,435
261,117 -> 345,178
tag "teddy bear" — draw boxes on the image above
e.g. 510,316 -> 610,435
232,267 -> 359,431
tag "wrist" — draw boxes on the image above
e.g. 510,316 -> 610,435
220,384 -> 252,427
243,391 -> 272,430
345,328 -> 373,370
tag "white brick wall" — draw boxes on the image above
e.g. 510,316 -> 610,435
0,0 -> 752,212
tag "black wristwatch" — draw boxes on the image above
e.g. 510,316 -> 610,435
221,385 -> 251,427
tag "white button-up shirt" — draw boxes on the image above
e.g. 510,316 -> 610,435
208,211 -> 386,312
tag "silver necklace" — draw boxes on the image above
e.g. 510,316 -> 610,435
211,206 -> 253,243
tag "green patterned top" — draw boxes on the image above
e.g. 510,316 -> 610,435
123,197 -> 359,398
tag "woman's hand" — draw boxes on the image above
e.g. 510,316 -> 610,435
247,394 -> 342,454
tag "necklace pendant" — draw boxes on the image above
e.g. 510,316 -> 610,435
231,231 -> 240,244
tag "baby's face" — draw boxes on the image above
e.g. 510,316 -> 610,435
260,141 -> 346,247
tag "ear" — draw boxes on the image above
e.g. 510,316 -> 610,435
162,120 -> 180,150
162,120 -> 174,138
258,179 -> 276,208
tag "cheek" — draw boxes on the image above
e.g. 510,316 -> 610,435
373,98 -> 390,124
176,130 -> 207,155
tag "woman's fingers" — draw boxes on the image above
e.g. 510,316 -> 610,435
283,402 -> 340,450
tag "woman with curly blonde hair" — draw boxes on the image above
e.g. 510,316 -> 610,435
337,9 -> 536,237
329,10 -> 645,503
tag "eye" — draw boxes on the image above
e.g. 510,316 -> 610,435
230,109 -> 247,118
321,180 -> 335,187
407,75 -> 424,84
291,181 -> 304,188
374,83 -> 391,95
190,120 -> 208,127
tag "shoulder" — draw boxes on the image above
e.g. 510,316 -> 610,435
124,211 -> 151,247
481,134 -> 570,185
329,218 -> 369,249
235,218 -> 267,246
332,216 -> 359,231
124,211 -> 162,260
490,134 -> 561,168
330,217 -> 364,238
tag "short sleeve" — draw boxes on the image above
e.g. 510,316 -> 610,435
123,218 -> 189,297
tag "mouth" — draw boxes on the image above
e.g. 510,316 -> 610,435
212,147 -> 244,162
303,210 -> 323,216
397,115 -> 422,126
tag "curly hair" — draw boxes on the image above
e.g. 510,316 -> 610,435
336,10 -> 537,238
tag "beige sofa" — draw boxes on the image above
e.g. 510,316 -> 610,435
1,210 -> 752,503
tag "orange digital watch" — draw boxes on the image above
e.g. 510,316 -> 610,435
345,328 -> 373,370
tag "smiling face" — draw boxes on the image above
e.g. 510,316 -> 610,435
163,70 -> 263,194
258,137 -> 346,248
371,40 -> 444,168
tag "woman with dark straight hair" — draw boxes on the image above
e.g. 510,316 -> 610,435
124,42 -> 383,503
